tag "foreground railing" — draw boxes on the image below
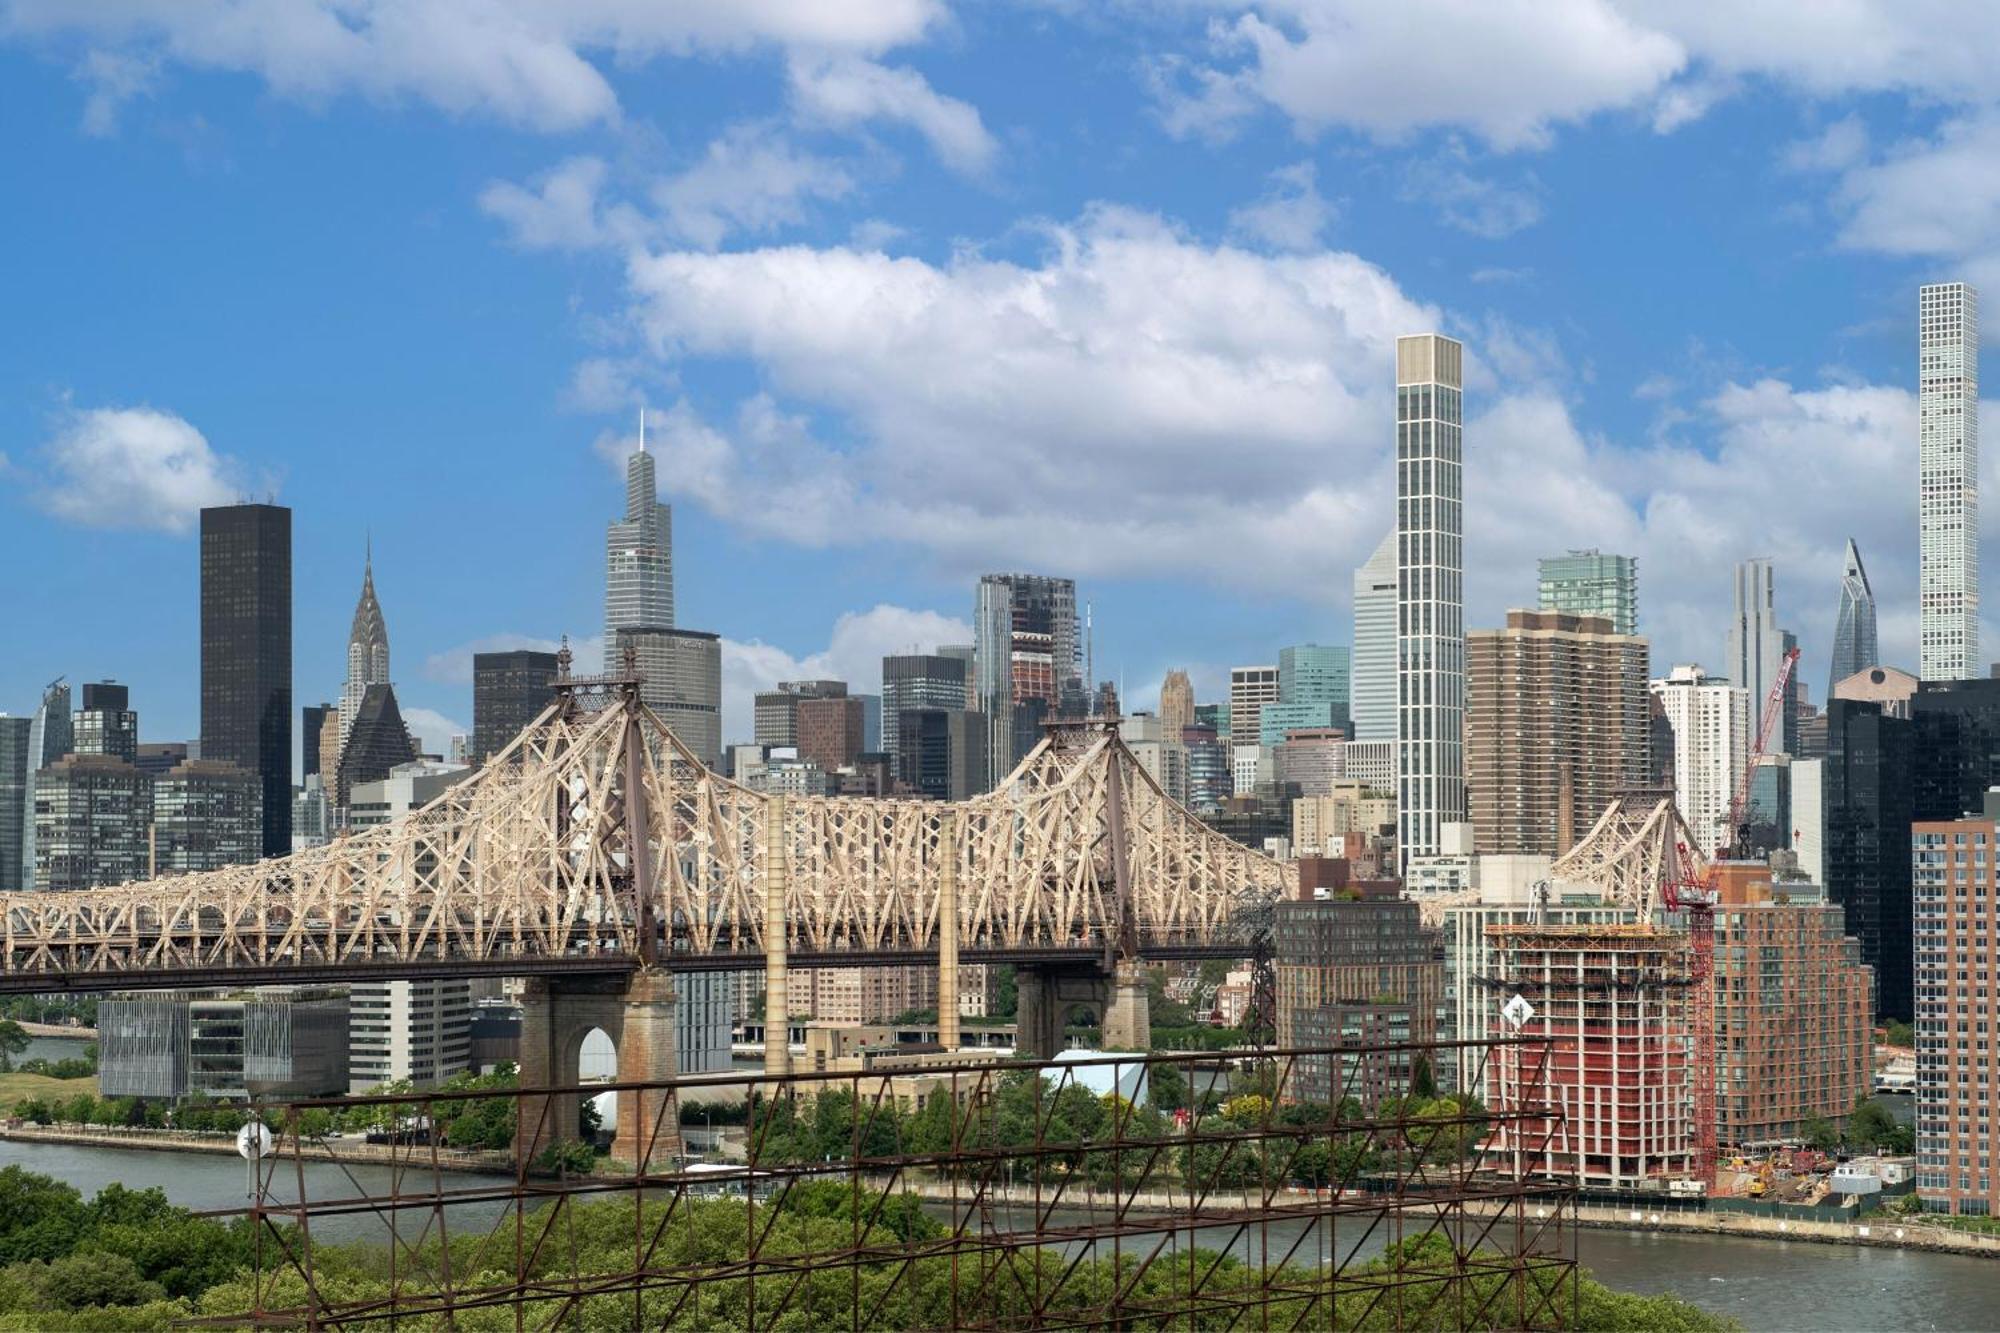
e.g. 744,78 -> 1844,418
193,1040 -> 1577,1330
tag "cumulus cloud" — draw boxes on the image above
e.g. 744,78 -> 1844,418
3,0 -> 948,131
1400,145 -> 1544,238
30,404 -> 248,533
786,55 -> 997,175
721,604 -> 973,744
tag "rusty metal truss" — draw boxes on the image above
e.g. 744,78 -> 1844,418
1546,791 -> 1704,918
0,675 -> 1292,991
196,1042 -> 1578,1330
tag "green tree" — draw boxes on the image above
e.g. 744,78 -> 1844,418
13,1251 -> 164,1311
1848,1098 -> 1899,1150
1802,1116 -> 1841,1152
0,1022 -> 28,1074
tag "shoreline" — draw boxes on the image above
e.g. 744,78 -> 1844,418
0,1123 -> 513,1176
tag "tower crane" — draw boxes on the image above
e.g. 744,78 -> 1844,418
1665,644 -> 1799,1190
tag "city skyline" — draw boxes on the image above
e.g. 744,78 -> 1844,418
8,9 -> 2000,753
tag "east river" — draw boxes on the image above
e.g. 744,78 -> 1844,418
3,1043 -> 1970,1331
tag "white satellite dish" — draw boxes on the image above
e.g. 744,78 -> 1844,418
237,1121 -> 275,1161
1501,993 -> 1535,1030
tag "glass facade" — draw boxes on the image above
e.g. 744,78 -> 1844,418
472,649 -> 559,764
200,504 -> 292,858
0,717 -> 26,893
1537,549 -> 1637,637
1824,698 -> 1915,1019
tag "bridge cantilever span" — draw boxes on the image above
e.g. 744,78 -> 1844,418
0,674 -> 1291,1000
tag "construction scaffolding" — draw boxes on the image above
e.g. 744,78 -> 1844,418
192,1042 -> 1578,1330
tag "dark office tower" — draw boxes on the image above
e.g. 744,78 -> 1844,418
881,654 -> 969,758
301,704 -> 332,779
74,682 -> 138,763
0,716 -> 27,892
897,708 -> 986,802
473,650 -> 560,763
1825,697 -> 1915,1019
200,504 -> 292,858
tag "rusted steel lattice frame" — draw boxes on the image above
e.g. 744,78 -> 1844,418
0,692 -> 1291,986
198,1041 -> 1577,1330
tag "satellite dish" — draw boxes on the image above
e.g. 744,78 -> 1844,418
1502,993 -> 1535,1030
237,1121 -> 274,1161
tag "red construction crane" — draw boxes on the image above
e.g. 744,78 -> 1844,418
1665,644 -> 1799,1190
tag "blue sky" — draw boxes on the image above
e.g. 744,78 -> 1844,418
3,2 -> 1998,753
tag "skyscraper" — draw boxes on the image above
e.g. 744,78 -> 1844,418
1278,643 -> 1351,729
32,754 -> 152,890
0,716 -> 28,893
1830,539 -> 1878,697
1537,550 -> 1637,636
616,626 -> 722,768
1227,665 -> 1279,747
200,503 -> 292,858
73,682 -> 137,764
1351,531 -> 1397,742
472,650 -> 559,763
338,555 -> 390,750
1651,664 -> 1749,856
18,679 -> 71,889
1729,557 -> 1798,754
882,655 -> 970,759
152,759 -> 262,874
1395,333 -> 1466,868
604,423 -> 674,669
1466,611 -> 1650,856
1158,669 -> 1195,736
1921,282 -> 1979,680
973,574 -> 1078,787
301,703 -> 332,779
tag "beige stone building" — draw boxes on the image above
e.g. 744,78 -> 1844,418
1290,782 -> 1394,857
1466,610 -> 1650,857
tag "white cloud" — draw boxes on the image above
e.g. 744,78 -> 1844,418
480,129 -> 855,254
787,55 -> 997,175
3,0 -> 948,132
401,706 -> 468,757
1400,145 -> 1544,238
31,404 -> 247,533
422,633 -> 603,685
721,604 -> 972,743
1226,160 -> 1334,251
1156,0 -> 1685,151
1782,115 -> 1870,175
75,47 -> 157,135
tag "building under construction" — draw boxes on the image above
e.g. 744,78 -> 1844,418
1484,924 -> 1694,1189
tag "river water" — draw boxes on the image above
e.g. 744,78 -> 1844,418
0,1133 -> 1984,1331
0,1044 -> 1963,1330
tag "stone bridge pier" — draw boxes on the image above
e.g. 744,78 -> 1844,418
1014,959 -> 1150,1058
515,970 -> 680,1170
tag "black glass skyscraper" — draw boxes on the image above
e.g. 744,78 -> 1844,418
473,650 -> 559,763
1824,697 -> 1914,1019
200,504 -> 291,858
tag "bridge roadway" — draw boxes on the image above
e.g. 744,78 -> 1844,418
0,937 -> 1243,996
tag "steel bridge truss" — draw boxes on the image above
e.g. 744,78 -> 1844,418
198,1042 -> 1578,1330
0,678 -> 1291,989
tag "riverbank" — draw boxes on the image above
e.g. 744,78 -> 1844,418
15,1022 -> 95,1040
1553,1197 -> 2000,1259
0,1123 -> 512,1175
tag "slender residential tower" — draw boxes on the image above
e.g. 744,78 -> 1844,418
605,409 -> 675,670
1920,282 -> 1978,680
1395,333 -> 1466,869
1829,539 -> 1878,696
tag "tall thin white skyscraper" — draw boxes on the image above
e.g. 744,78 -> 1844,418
1728,557 -> 1796,753
1351,530 -> 1397,742
1395,333 -> 1466,869
605,410 -> 675,670
1920,282 -> 1979,680
336,550 -> 390,751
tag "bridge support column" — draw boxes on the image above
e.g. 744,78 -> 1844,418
1101,960 -> 1151,1051
763,795 -> 791,1076
937,811 -> 959,1051
514,973 -> 682,1173
610,971 -> 679,1171
1013,962 -> 1112,1059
